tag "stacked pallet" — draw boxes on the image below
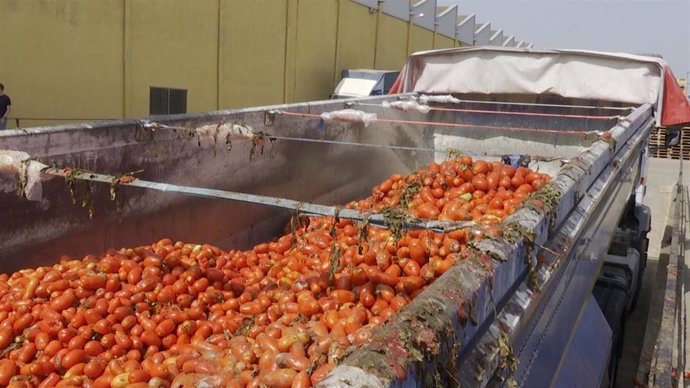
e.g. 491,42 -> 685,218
650,127 -> 690,160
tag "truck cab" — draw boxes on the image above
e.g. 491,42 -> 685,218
331,69 -> 399,99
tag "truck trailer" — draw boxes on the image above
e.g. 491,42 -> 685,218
1,47 -> 690,388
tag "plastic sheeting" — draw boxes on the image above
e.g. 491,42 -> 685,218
194,123 -> 258,141
0,150 -> 52,201
382,100 -> 431,113
320,109 -> 378,127
390,47 -> 690,127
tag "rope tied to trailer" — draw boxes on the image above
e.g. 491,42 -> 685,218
141,120 -> 261,143
272,110 -> 601,137
415,94 -> 637,112
139,119 -> 566,162
355,101 -> 625,121
141,120 -> 270,159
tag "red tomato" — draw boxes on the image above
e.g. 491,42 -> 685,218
61,349 -> 86,370
472,160 -> 490,175
471,175 -> 489,191
49,291 -> 76,311
155,319 -> 175,338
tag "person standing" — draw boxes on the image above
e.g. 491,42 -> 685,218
0,84 -> 11,130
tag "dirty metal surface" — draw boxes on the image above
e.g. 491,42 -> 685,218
321,104 -> 652,387
0,95 -> 653,387
0,95 -> 429,271
461,108 -> 651,388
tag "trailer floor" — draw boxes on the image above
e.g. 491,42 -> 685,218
617,157 -> 688,387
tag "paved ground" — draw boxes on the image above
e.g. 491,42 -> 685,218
617,158 -> 687,387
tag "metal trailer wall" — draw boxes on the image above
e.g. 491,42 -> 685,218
320,103 -> 654,388
0,0 -> 470,130
0,92 -> 621,273
0,93 -> 644,387
0,95 -> 430,272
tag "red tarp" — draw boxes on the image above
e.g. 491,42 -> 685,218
661,68 -> 690,127
388,72 -> 402,95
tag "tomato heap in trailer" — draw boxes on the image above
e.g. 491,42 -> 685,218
0,157 -> 549,388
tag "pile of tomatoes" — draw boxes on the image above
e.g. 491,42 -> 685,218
352,156 -> 549,224
0,157 -> 548,388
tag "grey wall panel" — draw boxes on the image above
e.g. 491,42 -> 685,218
382,0 -> 410,21
456,14 -> 475,45
474,22 -> 491,45
436,5 -> 457,38
351,0 -> 378,9
490,29 -> 504,46
411,0 -> 436,31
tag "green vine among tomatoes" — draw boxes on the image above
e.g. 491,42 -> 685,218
400,178 -> 423,208
288,205 -> 309,248
496,330 -> 518,388
526,183 -> 561,231
109,169 -> 143,216
328,207 -> 342,283
249,132 -> 269,161
234,317 -> 255,337
63,167 -> 95,219
446,147 -> 463,161
356,213 -> 370,256
14,159 -> 32,199
0,337 -> 23,359
381,207 -> 410,242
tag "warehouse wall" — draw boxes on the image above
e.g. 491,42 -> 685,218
126,0 -> 219,117
375,15 -> 410,71
0,0 -> 468,128
335,1 -> 377,79
221,0 -> 287,108
293,0 -> 339,102
435,35 -> 457,49
0,0 -> 124,128
408,26 -> 435,56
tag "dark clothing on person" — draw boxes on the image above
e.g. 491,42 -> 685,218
0,94 -> 9,130
0,95 -> 10,118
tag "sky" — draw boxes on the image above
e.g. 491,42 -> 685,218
437,0 -> 690,79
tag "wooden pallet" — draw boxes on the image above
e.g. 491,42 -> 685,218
649,127 -> 690,160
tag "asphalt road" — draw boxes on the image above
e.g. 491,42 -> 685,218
617,157 -> 687,387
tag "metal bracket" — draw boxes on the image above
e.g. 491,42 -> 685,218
134,123 -> 155,142
42,167 -> 476,234
264,110 -> 277,127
